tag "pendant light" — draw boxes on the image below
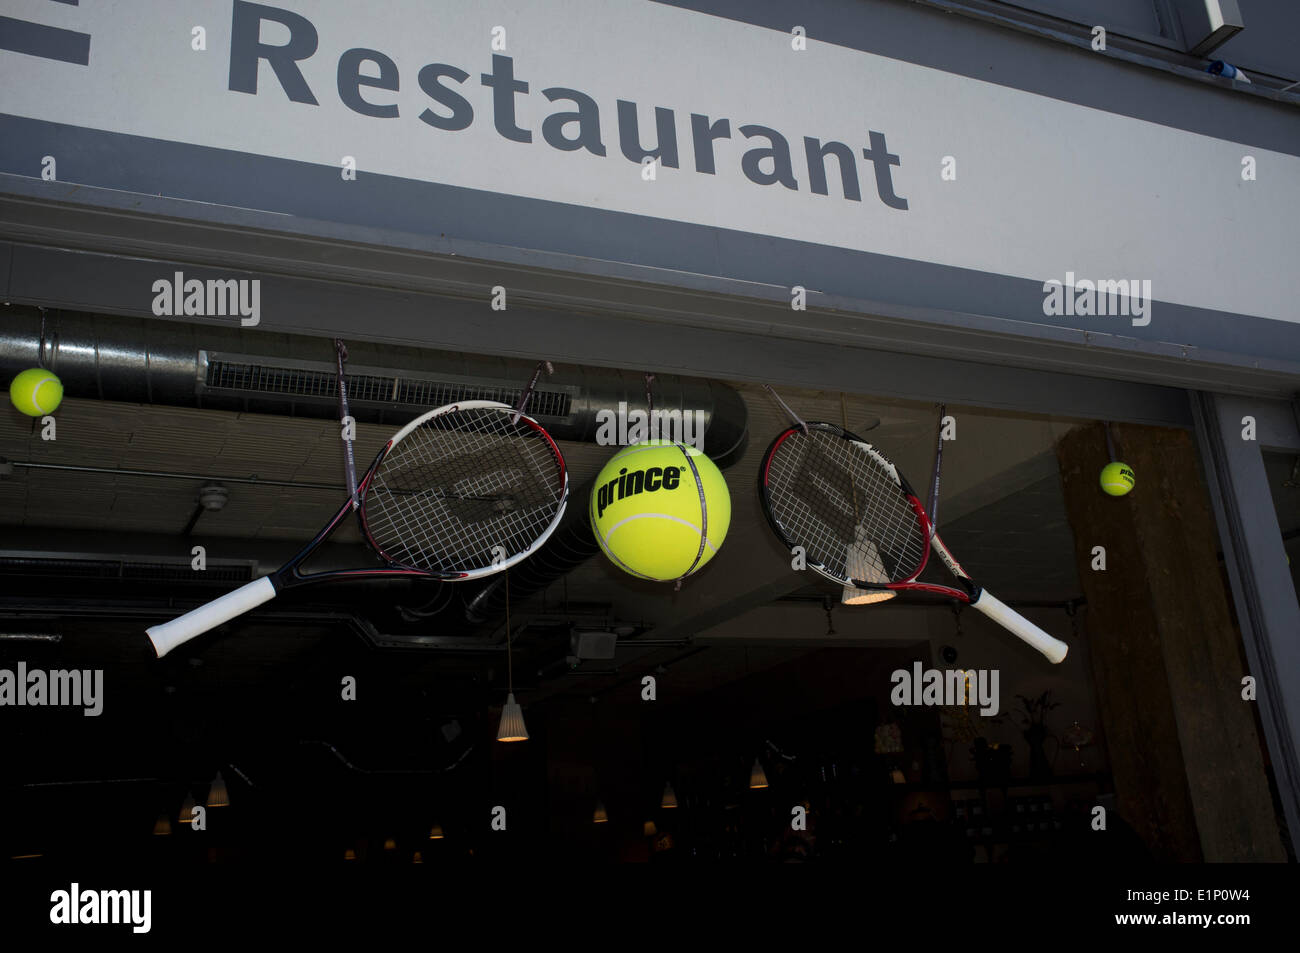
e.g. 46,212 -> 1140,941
179,794 -> 196,824
206,771 -> 229,808
496,571 -> 529,742
592,801 -> 608,824
428,824 -> 444,840
660,782 -> 678,809
749,758 -> 769,789
152,814 -> 172,836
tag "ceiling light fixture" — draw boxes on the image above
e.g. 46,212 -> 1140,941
497,572 -> 528,742
749,758 -> 769,789
593,801 -> 608,824
842,587 -> 897,606
660,782 -> 678,809
843,530 -> 897,605
206,771 -> 229,808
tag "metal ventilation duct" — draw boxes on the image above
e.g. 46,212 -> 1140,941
0,309 -> 748,464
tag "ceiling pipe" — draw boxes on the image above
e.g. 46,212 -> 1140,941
0,307 -> 749,464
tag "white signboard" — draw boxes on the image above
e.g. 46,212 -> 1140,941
2,0 -> 1296,323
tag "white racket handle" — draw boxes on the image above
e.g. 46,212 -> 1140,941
970,590 -> 1069,664
146,576 -> 278,657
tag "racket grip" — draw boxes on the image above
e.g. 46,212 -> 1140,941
970,590 -> 1069,664
146,577 -> 278,657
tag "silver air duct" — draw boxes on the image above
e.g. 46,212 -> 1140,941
0,308 -> 748,464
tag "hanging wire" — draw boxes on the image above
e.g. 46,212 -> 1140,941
505,569 -> 513,694
1103,421 -> 1118,462
840,393 -> 862,550
37,308 -> 49,369
644,373 -> 656,417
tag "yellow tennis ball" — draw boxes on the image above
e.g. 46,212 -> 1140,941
589,440 -> 731,581
1100,461 -> 1135,496
8,367 -> 63,417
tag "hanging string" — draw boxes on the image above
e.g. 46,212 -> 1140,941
841,393 -> 861,544
504,569 -> 513,695
644,373 -> 656,417
37,308 -> 49,369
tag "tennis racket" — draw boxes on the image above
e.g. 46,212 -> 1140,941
758,421 -> 1068,663
147,400 -> 568,657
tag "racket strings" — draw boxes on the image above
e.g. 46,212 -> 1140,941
765,428 -> 926,585
364,408 -> 565,572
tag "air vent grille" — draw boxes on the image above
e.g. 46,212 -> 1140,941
206,361 -> 571,418
0,557 -> 254,584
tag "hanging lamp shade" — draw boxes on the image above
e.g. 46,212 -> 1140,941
660,782 -> 678,809
412,852 -> 423,864
592,801 -> 609,824
843,535 -> 898,605
842,587 -> 897,606
497,693 -> 529,742
152,814 -> 172,836
428,824 -> 445,840
384,837 -> 397,851
179,794 -> 196,824
206,771 -> 229,808
343,848 -> 357,861
749,758 -> 769,789
643,820 -> 657,837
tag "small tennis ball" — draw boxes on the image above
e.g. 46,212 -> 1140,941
8,367 -> 63,417
590,440 -> 731,581
1100,461 -> 1135,496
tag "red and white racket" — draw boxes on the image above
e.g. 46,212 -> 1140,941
758,421 -> 1068,663
147,401 -> 568,657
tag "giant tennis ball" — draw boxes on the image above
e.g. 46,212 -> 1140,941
8,367 -> 63,417
590,441 -> 731,581
1100,461 -> 1135,496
